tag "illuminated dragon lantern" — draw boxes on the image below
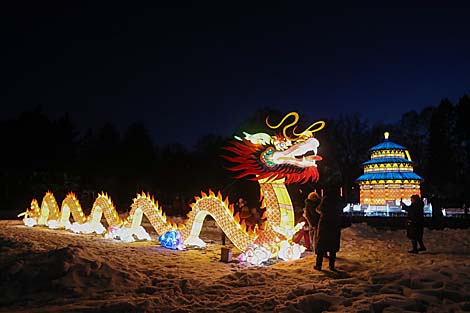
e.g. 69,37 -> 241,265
19,112 -> 325,264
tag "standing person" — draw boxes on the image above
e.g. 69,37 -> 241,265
305,192 -> 322,252
237,198 -> 247,212
246,207 -> 261,229
401,195 -> 426,254
314,189 -> 343,271
239,200 -> 251,225
293,207 -> 311,250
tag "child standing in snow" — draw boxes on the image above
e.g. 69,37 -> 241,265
293,207 -> 311,250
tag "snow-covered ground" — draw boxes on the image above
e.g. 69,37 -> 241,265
0,219 -> 469,313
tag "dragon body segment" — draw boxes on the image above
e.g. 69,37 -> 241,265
20,112 -> 325,263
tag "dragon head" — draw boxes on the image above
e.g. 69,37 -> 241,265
224,112 -> 325,184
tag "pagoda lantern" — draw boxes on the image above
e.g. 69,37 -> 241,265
356,132 -> 423,210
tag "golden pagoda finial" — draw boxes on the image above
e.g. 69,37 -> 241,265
384,131 -> 389,140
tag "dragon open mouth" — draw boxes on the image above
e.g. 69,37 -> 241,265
294,151 -> 322,162
271,137 -> 322,168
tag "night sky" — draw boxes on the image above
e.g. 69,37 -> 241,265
2,2 -> 470,146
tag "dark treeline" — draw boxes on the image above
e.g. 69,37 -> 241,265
1,95 -> 469,216
0,108 -> 238,216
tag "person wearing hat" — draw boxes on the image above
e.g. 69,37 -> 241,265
314,188 -> 343,271
305,191 -> 322,252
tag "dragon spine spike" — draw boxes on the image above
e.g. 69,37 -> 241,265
240,219 -> 247,230
233,212 -> 240,223
261,220 -> 267,230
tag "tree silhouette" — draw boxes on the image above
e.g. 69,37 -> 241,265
2,96 -> 470,218
428,99 -> 457,196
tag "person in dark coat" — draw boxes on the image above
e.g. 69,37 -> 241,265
304,192 -> 322,252
314,190 -> 343,271
401,194 -> 426,253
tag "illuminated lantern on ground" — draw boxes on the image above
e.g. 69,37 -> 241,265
159,230 -> 185,250
356,132 -> 423,213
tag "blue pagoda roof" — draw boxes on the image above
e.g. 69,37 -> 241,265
369,140 -> 407,151
356,172 -> 423,182
363,157 -> 412,165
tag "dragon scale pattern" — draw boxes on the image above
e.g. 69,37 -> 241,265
22,178 -> 295,253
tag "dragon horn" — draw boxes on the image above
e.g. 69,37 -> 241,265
292,120 -> 325,138
265,111 -> 299,140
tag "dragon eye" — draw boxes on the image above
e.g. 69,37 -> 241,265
273,138 -> 292,151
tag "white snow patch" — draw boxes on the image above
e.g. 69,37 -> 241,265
0,220 -> 469,312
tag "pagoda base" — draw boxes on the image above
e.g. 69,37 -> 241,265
359,184 -> 421,206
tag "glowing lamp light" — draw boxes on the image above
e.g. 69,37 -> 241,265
159,230 -> 185,250
105,226 -> 135,243
46,220 -> 59,229
237,244 -> 272,265
105,226 -> 151,242
133,226 -> 152,241
70,221 -> 106,235
277,240 -> 306,261
18,211 -> 37,227
272,221 -> 305,241
23,217 -> 37,227
239,132 -> 272,145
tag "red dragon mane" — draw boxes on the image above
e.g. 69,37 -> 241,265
224,139 -> 320,185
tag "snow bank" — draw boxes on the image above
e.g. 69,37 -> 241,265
0,220 -> 469,312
